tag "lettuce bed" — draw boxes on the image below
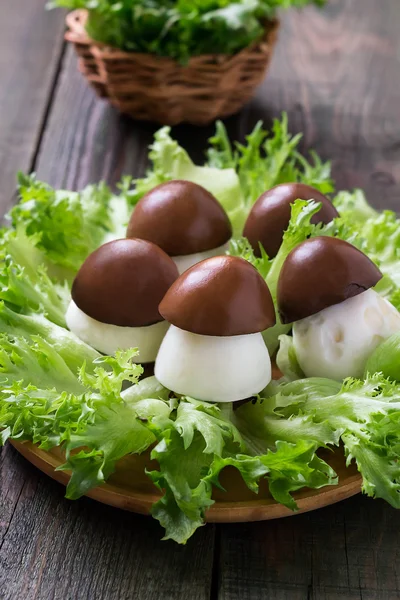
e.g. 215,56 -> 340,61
1,116 -> 400,544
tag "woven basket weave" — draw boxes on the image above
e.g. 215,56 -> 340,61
65,10 -> 279,126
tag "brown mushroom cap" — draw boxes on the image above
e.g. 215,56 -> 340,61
126,180 -> 232,256
159,255 -> 276,336
277,237 -> 382,324
243,183 -> 339,258
72,238 -> 179,327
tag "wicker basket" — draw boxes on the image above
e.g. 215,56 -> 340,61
65,10 -> 279,126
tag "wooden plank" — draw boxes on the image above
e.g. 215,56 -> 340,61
215,511 -> 313,599
35,45 -> 158,189
0,0 -> 66,214
311,496 -> 400,599
0,445 -> 215,600
217,496 -> 400,600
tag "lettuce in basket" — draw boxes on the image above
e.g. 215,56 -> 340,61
50,0 -> 326,63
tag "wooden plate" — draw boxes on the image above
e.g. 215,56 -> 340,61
10,440 -> 361,523
8,363 -> 362,521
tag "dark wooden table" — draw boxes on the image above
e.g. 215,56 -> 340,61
1,1 -> 400,598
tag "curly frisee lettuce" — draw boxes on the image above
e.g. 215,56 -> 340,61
2,116 -> 400,543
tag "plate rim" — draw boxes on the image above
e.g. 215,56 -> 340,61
10,439 -> 362,523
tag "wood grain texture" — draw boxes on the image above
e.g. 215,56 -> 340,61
1,0 -> 400,599
35,45 -> 158,189
0,445 -> 215,600
0,0 -> 66,213
216,495 -> 400,600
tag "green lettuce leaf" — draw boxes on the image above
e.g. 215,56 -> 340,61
0,302 -> 99,374
62,396 -> 171,499
0,334 -> 86,394
149,429 -> 215,543
230,199 -> 329,353
121,375 -> 171,404
0,349 -> 141,446
332,189 -> 400,297
0,238 -> 99,376
0,348 -> 166,498
333,189 -> 378,222
208,114 -> 334,212
149,424 -> 336,543
211,440 -> 336,509
365,332 -> 400,382
144,398 -> 336,543
131,126 -> 244,234
276,334 -> 304,381
9,173 -> 130,276
0,222 -> 101,378
261,374 -> 400,508
0,254 -> 69,328
264,200 -> 327,353
146,398 -> 244,542
232,380 -> 340,454
228,236 -> 271,279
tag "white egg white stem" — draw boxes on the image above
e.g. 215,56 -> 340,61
293,289 -> 400,380
155,324 -> 271,403
172,242 -> 230,274
66,300 -> 168,362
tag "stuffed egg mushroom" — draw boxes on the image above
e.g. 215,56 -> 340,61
155,255 -> 276,403
66,238 -> 178,362
127,180 -> 232,273
243,183 -> 339,258
277,236 -> 400,380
